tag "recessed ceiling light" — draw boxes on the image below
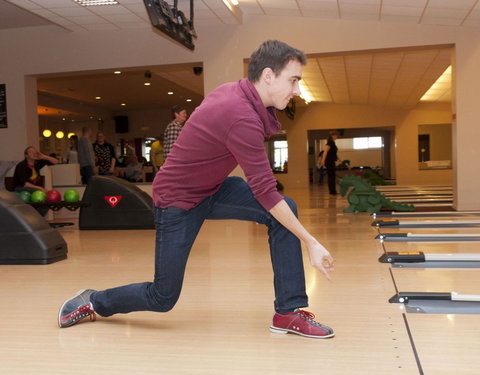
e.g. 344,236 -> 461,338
121,103 -> 126,106
144,82 -> 151,86
74,0 -> 119,6
95,96 -> 101,100
114,71 -> 121,74
167,91 -> 174,95
186,99 -> 192,102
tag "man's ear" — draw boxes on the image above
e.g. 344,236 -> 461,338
262,67 -> 273,84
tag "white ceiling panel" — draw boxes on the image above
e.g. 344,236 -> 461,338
422,17 -> 464,26
258,0 -> 298,10
81,23 -> 119,31
264,8 -> 302,16
381,14 -> 422,24
7,0 -> 41,9
340,3 -> 380,14
100,13 -> 144,22
381,0 -> 427,6
428,0 -> 477,10
382,6 -> 424,16
68,15 -> 109,25
49,7 -> 93,17
298,1 -> 338,11
88,5 -> 133,15
422,8 -> 470,19
31,0 -> 78,7
115,22 -> 150,29
240,5 -> 264,15
301,10 -> 340,18
29,8 -> 59,18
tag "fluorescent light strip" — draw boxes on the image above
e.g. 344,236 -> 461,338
74,0 -> 119,6
299,80 -> 314,104
420,66 -> 451,102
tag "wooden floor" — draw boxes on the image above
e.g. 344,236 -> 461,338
2,185 -> 480,374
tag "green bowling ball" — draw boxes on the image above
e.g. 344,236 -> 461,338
18,191 -> 31,203
64,189 -> 80,202
31,190 -> 47,203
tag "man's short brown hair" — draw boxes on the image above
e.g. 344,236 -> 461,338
248,40 -> 307,83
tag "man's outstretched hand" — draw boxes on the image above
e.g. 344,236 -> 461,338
307,242 -> 334,280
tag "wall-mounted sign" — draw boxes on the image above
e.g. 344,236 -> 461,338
0,84 -> 7,128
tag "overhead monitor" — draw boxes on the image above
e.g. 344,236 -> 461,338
143,0 -> 197,51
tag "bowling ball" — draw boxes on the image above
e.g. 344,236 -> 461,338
46,189 -> 62,203
18,191 -> 31,203
64,189 -> 80,202
31,190 -> 47,203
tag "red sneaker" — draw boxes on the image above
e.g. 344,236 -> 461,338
270,309 -> 335,338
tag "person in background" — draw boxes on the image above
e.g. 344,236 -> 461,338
78,127 -> 97,184
150,135 -> 164,174
320,131 -> 341,195
163,105 -> 188,161
93,132 -> 116,176
66,135 -> 79,164
13,146 -> 58,216
316,150 -> 325,185
13,146 -> 58,192
125,155 -> 144,182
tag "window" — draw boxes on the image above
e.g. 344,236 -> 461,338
273,140 -> 288,171
143,137 -> 157,162
353,136 -> 382,150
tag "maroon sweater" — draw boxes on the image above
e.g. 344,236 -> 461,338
152,78 -> 283,211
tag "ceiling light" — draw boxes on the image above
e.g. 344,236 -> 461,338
222,0 -> 238,7
114,71 -> 121,74
420,66 -> 451,102
74,0 -> 119,6
95,96 -> 101,100
68,132 -> 76,139
299,81 -> 314,104
167,91 -> 174,95
121,103 -> 126,106
186,99 -> 192,102
144,82 -> 151,86
62,117 -> 66,121
56,131 -> 65,139
42,129 -> 52,138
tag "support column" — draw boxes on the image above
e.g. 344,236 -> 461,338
452,34 -> 480,210
0,73 -> 38,160
203,43 -> 246,178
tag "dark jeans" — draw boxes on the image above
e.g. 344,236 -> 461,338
91,176 -> 308,316
80,165 -> 94,185
317,167 -> 325,184
326,164 -> 337,194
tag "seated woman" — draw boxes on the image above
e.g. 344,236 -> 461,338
13,146 -> 58,215
124,156 -> 144,182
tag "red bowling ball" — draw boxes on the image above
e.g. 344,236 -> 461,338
46,189 -> 62,203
